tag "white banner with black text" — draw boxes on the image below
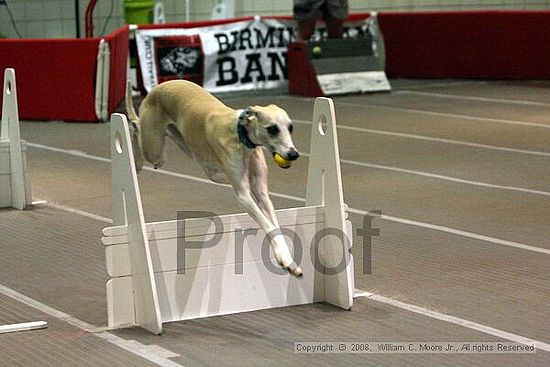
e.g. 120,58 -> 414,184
135,18 -> 295,93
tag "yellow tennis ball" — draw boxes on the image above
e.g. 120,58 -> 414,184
312,46 -> 322,58
273,153 -> 291,169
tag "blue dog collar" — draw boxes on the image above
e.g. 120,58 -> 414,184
237,109 -> 257,150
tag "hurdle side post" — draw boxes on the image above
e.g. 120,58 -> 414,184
0,68 -> 31,210
305,97 -> 354,309
108,113 -> 163,334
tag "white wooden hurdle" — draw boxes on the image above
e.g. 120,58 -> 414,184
102,97 -> 354,334
0,68 -> 32,210
0,68 -> 46,333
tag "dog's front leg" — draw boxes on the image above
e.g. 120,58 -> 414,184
226,166 -> 302,277
248,149 -> 279,226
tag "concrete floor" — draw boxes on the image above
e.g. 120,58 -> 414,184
0,79 -> 549,366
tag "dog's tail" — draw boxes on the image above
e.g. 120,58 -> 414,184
125,80 -> 144,172
126,80 -> 139,124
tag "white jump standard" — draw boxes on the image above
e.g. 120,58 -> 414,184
102,97 -> 354,334
0,68 -> 32,210
0,68 -> 45,334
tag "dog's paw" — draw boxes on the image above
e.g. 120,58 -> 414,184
287,262 -> 303,278
153,157 -> 166,169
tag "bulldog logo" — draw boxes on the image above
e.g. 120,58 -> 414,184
155,35 -> 204,85
160,47 -> 200,77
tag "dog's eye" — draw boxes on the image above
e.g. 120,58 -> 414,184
266,125 -> 280,135
288,124 -> 294,134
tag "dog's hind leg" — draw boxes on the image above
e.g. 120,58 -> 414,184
139,111 -> 167,169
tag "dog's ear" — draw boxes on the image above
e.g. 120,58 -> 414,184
244,107 -> 259,124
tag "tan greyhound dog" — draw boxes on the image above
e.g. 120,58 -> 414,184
126,80 -> 302,276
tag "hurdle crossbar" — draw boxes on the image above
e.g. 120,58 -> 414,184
0,68 -> 31,209
102,97 -> 354,334
0,321 -> 48,334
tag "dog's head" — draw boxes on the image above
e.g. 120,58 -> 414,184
242,105 -> 299,167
